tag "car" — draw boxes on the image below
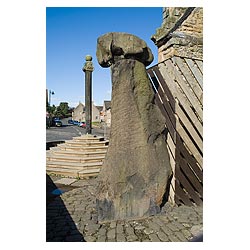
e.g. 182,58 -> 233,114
78,122 -> 86,128
52,118 -> 62,127
72,120 -> 80,126
68,119 -> 74,124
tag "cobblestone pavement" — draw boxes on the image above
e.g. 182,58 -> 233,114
46,176 -> 203,242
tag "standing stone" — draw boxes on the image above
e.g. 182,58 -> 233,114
96,32 -> 172,222
83,55 -> 94,134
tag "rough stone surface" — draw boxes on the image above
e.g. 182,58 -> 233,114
96,32 -> 154,67
96,32 -> 172,222
152,7 -> 203,62
46,177 -> 203,242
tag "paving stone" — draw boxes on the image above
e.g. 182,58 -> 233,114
54,178 -> 77,185
175,231 -> 188,241
116,223 -> 124,234
125,224 -> 135,235
127,235 -> 138,242
191,225 -> 203,237
182,229 -> 192,239
148,233 -> 161,242
144,228 -> 154,235
116,234 -> 126,242
134,225 -> 146,230
106,238 -> 116,242
148,219 -> 161,232
97,226 -> 107,236
157,231 -> 170,241
110,221 -> 117,229
152,216 -> 167,227
84,235 -> 96,242
107,228 -> 116,239
168,234 -> 181,242
96,235 -> 106,242
166,223 -> 179,232
172,221 -> 185,230
182,223 -> 192,228
161,226 -> 173,236
71,179 -> 91,187
85,223 -> 100,235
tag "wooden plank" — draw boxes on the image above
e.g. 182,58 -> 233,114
184,58 -> 203,89
158,63 -> 203,136
155,95 -> 176,144
173,57 -> 203,106
195,59 -> 203,75
151,66 -> 176,110
175,165 -> 202,205
166,133 -> 176,159
153,65 -> 203,139
168,183 -> 175,204
147,69 -> 159,93
165,59 -> 203,122
174,181 -> 193,206
176,101 -> 203,152
157,84 -> 176,125
176,153 -> 203,195
175,115 -> 203,166
176,135 -> 203,177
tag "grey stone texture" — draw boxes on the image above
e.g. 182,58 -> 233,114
46,177 -> 203,242
152,7 -> 203,62
96,32 -> 172,222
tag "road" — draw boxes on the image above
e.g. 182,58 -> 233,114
46,118 -> 110,142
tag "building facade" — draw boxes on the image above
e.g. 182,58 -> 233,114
72,102 -> 102,123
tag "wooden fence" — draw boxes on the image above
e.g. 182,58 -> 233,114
147,56 -> 203,206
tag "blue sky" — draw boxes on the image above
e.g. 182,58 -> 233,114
46,7 -> 163,108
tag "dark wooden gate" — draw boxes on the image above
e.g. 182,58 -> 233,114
147,55 -> 203,206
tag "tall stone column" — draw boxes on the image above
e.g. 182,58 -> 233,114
96,32 -> 172,222
82,55 -> 94,134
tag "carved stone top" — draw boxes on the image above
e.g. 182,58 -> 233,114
83,55 -> 94,72
96,32 -> 154,68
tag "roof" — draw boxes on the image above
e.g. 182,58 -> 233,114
104,100 -> 111,110
96,105 -> 103,112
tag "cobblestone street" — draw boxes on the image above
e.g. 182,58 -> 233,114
47,176 -> 203,242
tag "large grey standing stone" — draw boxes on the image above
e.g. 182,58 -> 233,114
96,32 -> 172,222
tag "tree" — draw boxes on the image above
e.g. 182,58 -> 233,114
54,102 -> 71,118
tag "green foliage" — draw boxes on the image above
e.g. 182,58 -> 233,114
46,101 -> 72,118
54,102 -> 72,118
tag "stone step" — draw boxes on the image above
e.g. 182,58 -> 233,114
48,149 -> 107,157
46,154 -> 105,163
78,168 -> 100,178
47,167 -> 101,179
46,160 -> 103,170
57,144 -> 109,151
46,167 -> 80,178
72,135 -> 105,142
64,140 -> 109,147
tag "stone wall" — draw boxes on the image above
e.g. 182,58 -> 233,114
152,7 -> 203,62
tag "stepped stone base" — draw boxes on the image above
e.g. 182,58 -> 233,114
46,134 -> 109,179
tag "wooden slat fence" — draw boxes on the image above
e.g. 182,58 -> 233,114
147,55 -> 203,206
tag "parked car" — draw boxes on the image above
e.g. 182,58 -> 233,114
68,119 -> 74,124
52,118 -> 62,127
73,120 -> 80,126
78,122 -> 86,128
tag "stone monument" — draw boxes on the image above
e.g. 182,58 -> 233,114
82,55 -> 94,134
96,32 -> 172,222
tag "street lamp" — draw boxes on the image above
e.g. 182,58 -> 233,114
49,90 -> 55,106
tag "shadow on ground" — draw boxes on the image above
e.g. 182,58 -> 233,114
46,174 -> 85,242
